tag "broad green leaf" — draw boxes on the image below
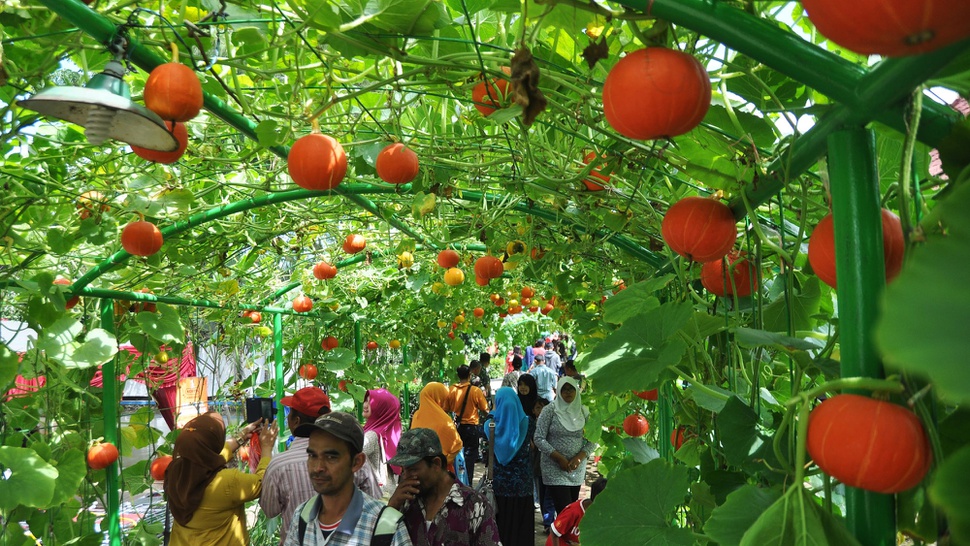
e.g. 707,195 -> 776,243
762,276 -> 822,333
4,521 -> 30,546
740,485 -> 861,546
66,328 -> 118,369
48,449 -> 88,506
703,105 -> 778,148
602,275 -> 671,324
686,383 -> 734,413
0,343 -> 19,392
929,445 -> 970,545
323,348 -> 355,371
716,396 -> 762,467
621,438 -> 659,464
37,315 -> 83,361
135,304 -> 184,345
0,446 -> 59,511
705,485 -> 783,546
733,327 -> 822,351
286,0 -> 342,30
46,227 -> 74,254
876,183 -> 970,404
255,119 -> 280,148
581,459 -> 693,546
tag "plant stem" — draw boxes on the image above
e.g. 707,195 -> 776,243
784,377 -> 905,407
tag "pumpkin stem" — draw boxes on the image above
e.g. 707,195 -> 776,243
169,42 -> 179,64
136,212 -> 145,222
311,118 -> 321,134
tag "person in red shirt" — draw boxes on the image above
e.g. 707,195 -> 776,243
546,477 -> 607,546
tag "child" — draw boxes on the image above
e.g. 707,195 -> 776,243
546,477 -> 607,546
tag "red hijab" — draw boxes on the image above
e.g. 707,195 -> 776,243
363,389 -> 402,465
164,412 -> 228,525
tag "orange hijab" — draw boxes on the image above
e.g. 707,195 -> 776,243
165,412 -> 228,525
411,382 -> 463,462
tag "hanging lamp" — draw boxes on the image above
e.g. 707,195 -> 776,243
18,37 -> 178,151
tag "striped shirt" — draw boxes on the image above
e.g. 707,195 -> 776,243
260,437 -> 317,544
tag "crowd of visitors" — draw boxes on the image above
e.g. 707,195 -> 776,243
160,333 -> 599,546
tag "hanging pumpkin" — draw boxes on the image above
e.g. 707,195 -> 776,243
299,363 -> 318,380
473,307 -> 485,318
437,249 -> 460,268
144,48 -> 203,122
444,267 -> 465,286
53,277 -> 80,309
292,295 -> 313,313
121,220 -> 164,257
670,427 -> 687,451
321,336 -> 339,351
131,121 -> 188,164
622,414 -> 649,437
661,196 -> 737,262
366,341 -> 379,351
700,250 -> 757,297
248,311 -> 262,324
807,394 -> 931,493
807,209 -> 904,289
77,190 -> 110,220
582,152 -> 610,191
540,303 -> 554,315
313,261 -> 338,280
475,275 -> 489,286
87,442 -> 119,470
474,255 -> 504,279
471,67 -> 512,116
520,286 -> 535,299
602,48 -> 711,140
802,0 -> 970,57
342,234 -> 366,254
150,455 -> 173,481
288,132 -> 347,191
376,143 -> 420,184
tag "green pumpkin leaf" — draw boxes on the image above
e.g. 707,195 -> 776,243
49,449 -> 88,506
602,275 -> 671,324
929,445 -> 970,545
0,343 -> 19,393
37,315 -> 83,362
0,446 -> 59,511
740,485 -> 861,546
580,459 -> 693,546
66,328 -> 118,369
876,183 -> 970,404
135,304 -> 184,345
705,484 -> 783,546
323,347 -> 355,371
762,276 -> 822,333
733,327 -> 822,351
716,396 -> 763,467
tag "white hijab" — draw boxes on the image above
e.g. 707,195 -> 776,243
552,376 -> 588,432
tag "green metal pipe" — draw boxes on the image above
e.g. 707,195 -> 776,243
77,286 -> 316,317
273,312 -> 285,448
98,299 -> 122,546
827,127 -> 894,546
354,320 -> 363,420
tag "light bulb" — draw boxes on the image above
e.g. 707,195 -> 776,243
85,105 -> 116,145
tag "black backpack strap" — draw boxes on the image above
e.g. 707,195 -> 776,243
298,517 -> 307,544
370,504 -> 403,546
297,495 -> 321,544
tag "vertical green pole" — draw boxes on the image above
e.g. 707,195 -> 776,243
99,300 -> 121,546
402,345 -> 411,421
658,382 -> 672,460
827,127 -> 894,546
354,321 -> 363,420
274,312 -> 285,450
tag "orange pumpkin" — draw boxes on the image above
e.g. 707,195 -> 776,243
437,249 -> 460,268
444,267 -> 465,286
338,380 -> 350,392
87,443 -> 119,470
671,427 -> 687,451
700,250 -> 757,297
53,277 -> 80,309
603,48 -> 711,140
376,143 -> 420,184
807,209 -> 905,289
471,67 -> 511,116
520,286 -> 535,299
623,414 -> 650,437
342,234 -> 366,254
121,220 -> 164,257
661,197 -> 737,262
299,363 -> 318,380
77,190 -> 110,220
292,295 -> 313,313
582,152 -> 610,191
131,121 -> 188,164
321,336 -> 339,350
474,256 -> 504,280
144,63 -> 203,122
288,133 -> 347,191
473,307 -> 485,318
366,341 -> 379,351
313,261 -> 338,280
474,275 -> 489,286
541,303 -> 554,315
634,389 -> 658,401
150,455 -> 173,481
802,0 -> 970,57
248,311 -> 262,324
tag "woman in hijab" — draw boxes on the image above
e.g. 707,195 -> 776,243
165,412 -> 278,546
362,388 -> 402,497
410,382 -> 463,467
534,376 -> 597,515
516,373 -> 539,417
485,386 -> 535,545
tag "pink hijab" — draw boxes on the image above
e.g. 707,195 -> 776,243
363,389 -> 402,465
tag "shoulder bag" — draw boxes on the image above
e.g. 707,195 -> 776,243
474,421 -> 497,510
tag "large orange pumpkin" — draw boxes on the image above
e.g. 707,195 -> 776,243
87,443 -> 119,470
661,197 -> 737,262
807,394 -> 931,494
474,256 -> 504,279
471,67 -> 511,116
121,221 -> 164,257
807,209 -> 904,289
437,249 -> 460,268
144,63 -> 203,122
603,48 -> 711,140
313,261 -> 338,280
292,295 -> 313,313
582,152 -> 610,191
802,0 -> 970,57
131,121 -> 188,164
342,234 -> 366,254
700,250 -> 757,297
288,133 -> 347,191
376,143 -> 419,184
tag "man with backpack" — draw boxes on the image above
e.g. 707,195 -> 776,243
283,412 -> 412,546
449,364 -> 489,485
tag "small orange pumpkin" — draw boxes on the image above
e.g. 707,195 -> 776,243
474,256 -> 504,280
77,190 -> 110,220
288,133 -> 347,191
661,196 -> 737,262
131,121 -> 188,164
437,249 -> 460,268
292,295 -> 313,313
366,341 -> 379,351
623,414 -> 649,437
87,442 -> 119,470
342,234 -> 366,254
376,143 -> 420,184
473,307 -> 485,318
582,152 -> 610,191
121,220 -> 164,257
313,261 -> 338,280
299,363 -> 318,380
144,63 -> 203,122
150,455 -> 173,481
700,250 -> 757,297
540,303 -> 554,315
53,277 -> 80,309
471,67 -> 512,116
807,209 -> 905,289
321,336 -> 339,350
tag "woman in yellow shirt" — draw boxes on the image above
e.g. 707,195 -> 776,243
164,412 -> 278,546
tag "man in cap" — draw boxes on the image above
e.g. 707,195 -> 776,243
261,387 -> 333,544
387,429 -> 500,546
284,412 -> 412,546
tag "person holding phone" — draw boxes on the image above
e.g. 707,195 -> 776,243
165,411 -> 279,546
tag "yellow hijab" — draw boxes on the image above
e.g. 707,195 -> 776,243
411,382 -> 463,463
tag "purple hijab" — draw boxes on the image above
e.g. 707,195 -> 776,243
363,389 -> 402,466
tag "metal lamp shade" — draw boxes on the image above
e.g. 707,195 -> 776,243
18,61 -> 179,151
